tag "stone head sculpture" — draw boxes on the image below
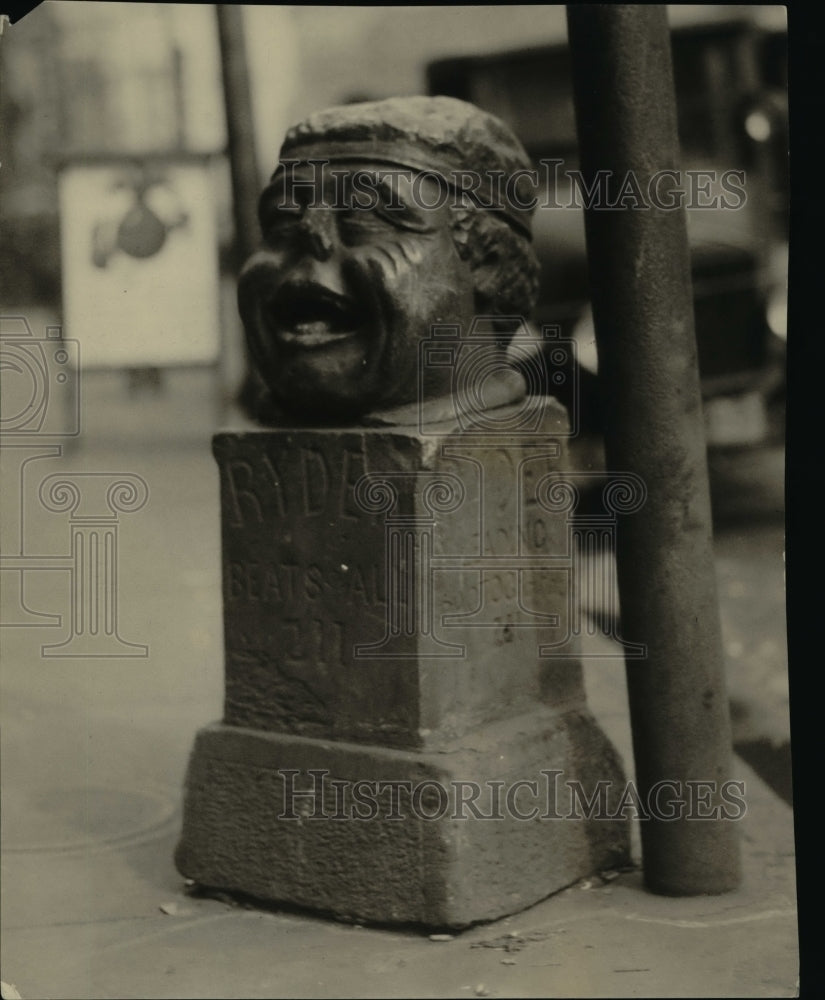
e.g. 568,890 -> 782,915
238,96 -> 540,423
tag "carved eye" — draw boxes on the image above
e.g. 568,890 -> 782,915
338,201 -> 432,243
338,205 -> 391,235
260,185 -> 308,241
263,203 -> 304,231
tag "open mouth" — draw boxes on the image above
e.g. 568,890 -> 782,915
267,284 -> 364,349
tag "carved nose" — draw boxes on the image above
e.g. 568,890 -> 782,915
298,209 -> 336,262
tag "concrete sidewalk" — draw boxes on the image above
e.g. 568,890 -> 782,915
1,431 -> 797,998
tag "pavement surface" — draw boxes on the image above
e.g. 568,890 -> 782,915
1,372 -> 796,998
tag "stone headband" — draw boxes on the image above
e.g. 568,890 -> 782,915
266,141 -> 536,240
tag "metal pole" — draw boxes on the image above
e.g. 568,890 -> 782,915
566,4 -> 741,894
215,4 -> 260,266
215,4 -> 266,412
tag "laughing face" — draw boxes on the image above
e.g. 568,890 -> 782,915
238,164 -> 476,421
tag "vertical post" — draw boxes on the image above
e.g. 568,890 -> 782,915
171,45 -> 186,151
215,4 -> 260,267
215,4 -> 266,411
566,4 -> 741,893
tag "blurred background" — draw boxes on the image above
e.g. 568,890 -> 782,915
1,4 -> 790,809
1,3 -> 787,440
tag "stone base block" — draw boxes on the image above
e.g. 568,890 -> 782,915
175,709 -> 630,928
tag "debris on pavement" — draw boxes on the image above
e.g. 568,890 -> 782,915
159,901 -> 193,916
471,929 -> 553,953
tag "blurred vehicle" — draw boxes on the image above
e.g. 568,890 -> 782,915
427,16 -> 788,449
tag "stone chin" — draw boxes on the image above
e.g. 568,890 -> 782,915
266,336 -> 384,421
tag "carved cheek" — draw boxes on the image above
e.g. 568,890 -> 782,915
347,236 -> 415,282
341,242 -> 409,331
239,252 -> 287,310
238,258 -> 277,348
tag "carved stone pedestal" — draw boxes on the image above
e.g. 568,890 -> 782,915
176,708 -> 627,927
176,399 -> 630,926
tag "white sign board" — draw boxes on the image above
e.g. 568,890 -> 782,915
59,157 -> 221,368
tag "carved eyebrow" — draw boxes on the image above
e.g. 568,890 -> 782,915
352,173 -> 441,232
258,167 -> 444,233
370,172 -> 419,210
268,157 -> 533,239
